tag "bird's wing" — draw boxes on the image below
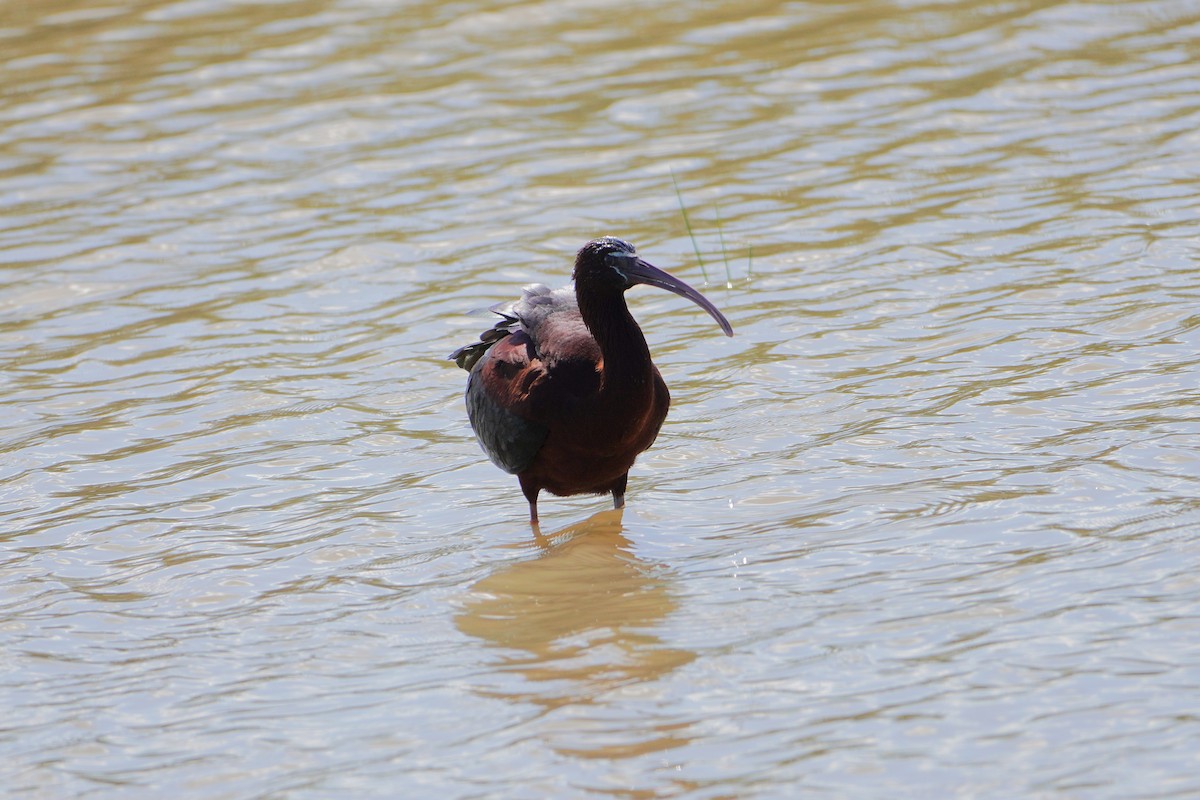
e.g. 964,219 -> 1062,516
449,283 -> 573,370
463,329 -> 548,474
452,284 -> 580,474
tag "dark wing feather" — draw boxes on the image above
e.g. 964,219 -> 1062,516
450,284 -> 577,474
448,284 -> 572,370
464,337 -> 548,474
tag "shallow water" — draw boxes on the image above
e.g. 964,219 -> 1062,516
3,0 -> 1200,797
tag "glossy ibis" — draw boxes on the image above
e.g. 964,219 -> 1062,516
450,237 -> 733,524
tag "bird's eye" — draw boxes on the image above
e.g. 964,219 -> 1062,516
605,251 -> 635,269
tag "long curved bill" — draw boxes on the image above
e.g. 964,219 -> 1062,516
624,257 -> 734,337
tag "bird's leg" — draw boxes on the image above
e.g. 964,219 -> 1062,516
612,473 -> 628,510
519,475 -> 540,525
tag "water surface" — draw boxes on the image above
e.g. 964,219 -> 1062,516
3,0 -> 1200,797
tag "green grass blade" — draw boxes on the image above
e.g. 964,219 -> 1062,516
670,169 -> 709,284
713,198 -> 732,288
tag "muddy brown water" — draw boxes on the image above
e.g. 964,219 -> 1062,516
3,0 -> 1199,797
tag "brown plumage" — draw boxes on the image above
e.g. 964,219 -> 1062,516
450,237 -> 733,524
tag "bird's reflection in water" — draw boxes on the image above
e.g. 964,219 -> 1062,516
455,510 -> 696,758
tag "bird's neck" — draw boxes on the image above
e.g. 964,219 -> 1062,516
579,292 -> 655,392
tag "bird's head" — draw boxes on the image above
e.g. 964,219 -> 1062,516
573,236 -> 639,292
573,237 -> 733,336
